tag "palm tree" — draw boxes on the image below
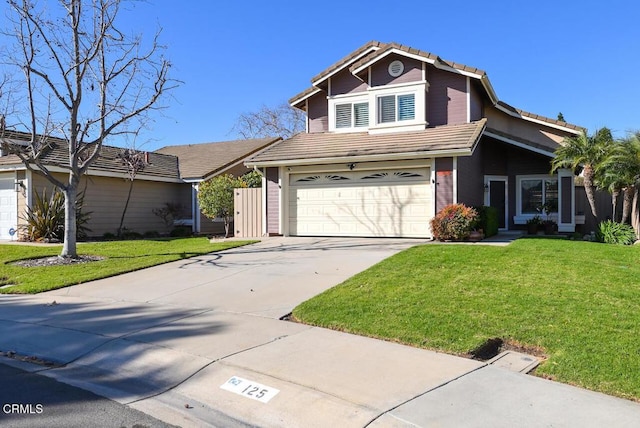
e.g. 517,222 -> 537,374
601,133 -> 640,237
598,135 -> 640,224
551,128 -> 613,219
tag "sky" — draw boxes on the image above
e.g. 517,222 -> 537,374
4,0 -> 640,150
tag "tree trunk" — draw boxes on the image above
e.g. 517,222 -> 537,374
224,216 -> 230,238
622,186 -> 634,224
61,183 -> 78,258
118,179 -> 135,237
611,189 -> 619,222
632,188 -> 640,240
582,165 -> 598,219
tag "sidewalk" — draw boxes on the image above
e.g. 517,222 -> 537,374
1,237 -> 639,427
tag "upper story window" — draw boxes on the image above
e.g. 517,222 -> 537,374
377,94 -> 415,124
335,102 -> 369,129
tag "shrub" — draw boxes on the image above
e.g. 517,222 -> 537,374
170,226 -> 192,237
474,205 -> 499,238
596,220 -> 636,245
21,188 -> 92,242
430,203 -> 479,241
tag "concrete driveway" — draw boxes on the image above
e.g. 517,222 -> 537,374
2,237 -> 640,427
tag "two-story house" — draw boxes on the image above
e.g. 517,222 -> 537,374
246,41 -> 583,238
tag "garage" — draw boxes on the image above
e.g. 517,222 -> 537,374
289,167 -> 431,238
0,175 -> 18,240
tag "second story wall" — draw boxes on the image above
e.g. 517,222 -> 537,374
370,54 -> 423,87
427,67 -> 468,126
308,91 -> 329,133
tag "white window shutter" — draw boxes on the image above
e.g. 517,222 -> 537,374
354,102 -> 369,127
335,103 -> 352,128
397,94 -> 415,121
378,96 -> 395,123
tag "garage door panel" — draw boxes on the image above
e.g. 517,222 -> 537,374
0,176 -> 18,240
289,168 -> 432,238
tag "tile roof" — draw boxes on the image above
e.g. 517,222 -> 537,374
0,131 -> 180,179
496,101 -> 584,132
156,137 -> 281,180
247,120 -> 486,165
348,42 -> 487,77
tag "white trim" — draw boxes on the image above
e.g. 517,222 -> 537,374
261,168 -> 267,236
495,104 -> 581,135
452,157 -> 458,203
289,87 -> 322,108
484,175 -> 509,230
368,79 -> 427,92
305,99 -> 309,133
351,48 -> 486,81
557,169 -> 575,232
484,131 -> 556,158
311,46 -> 381,87
248,148 -> 473,168
328,77 -> 332,97
280,166 -> 287,236
466,76 -> 471,123
514,174 -> 559,220
285,159 -> 431,175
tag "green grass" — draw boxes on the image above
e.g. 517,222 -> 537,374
0,238 -> 256,294
293,239 -> 640,401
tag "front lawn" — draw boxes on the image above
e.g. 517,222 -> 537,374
0,238 -> 256,294
293,239 -> 640,401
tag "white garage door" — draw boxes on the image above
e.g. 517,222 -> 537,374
289,167 -> 431,238
0,176 -> 18,240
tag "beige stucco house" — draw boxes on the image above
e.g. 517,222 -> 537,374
0,132 -> 280,239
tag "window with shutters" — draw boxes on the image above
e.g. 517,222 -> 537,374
334,102 -> 369,129
377,93 -> 415,124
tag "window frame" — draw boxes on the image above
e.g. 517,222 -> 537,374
516,175 -> 559,217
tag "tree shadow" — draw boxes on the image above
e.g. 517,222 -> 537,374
0,296 -> 230,403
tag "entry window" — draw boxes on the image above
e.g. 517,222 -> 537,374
520,178 -> 558,214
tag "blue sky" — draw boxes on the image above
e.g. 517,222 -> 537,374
14,1 -> 640,150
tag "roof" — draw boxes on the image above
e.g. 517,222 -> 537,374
0,131 -> 180,180
289,41 -> 582,134
246,120 -> 487,166
156,137 -> 282,180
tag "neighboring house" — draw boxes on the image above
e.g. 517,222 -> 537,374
156,137 -> 281,234
0,131 -> 281,239
245,41 -> 584,238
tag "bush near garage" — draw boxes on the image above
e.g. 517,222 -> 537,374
430,203 -> 479,241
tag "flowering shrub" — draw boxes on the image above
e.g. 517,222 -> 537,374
430,203 -> 479,241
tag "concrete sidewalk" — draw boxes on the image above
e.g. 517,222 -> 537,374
1,237 -> 640,427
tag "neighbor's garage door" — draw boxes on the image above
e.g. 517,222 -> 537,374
289,167 -> 431,238
0,175 -> 18,240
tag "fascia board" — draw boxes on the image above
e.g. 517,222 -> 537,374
311,46 -> 381,87
289,87 -> 322,108
246,149 -> 473,168
494,104 -> 582,135
23,164 -> 183,183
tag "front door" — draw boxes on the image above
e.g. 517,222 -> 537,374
485,176 -> 508,230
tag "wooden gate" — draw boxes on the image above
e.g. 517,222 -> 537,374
234,188 -> 262,237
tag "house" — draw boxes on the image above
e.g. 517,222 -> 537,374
156,137 -> 281,234
245,41 -> 584,238
0,131 -> 281,239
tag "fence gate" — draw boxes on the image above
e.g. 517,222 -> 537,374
234,188 -> 262,238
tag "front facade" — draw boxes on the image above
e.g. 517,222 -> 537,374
0,134 -> 281,240
247,41 -> 583,238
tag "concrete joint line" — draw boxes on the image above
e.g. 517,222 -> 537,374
125,333 -> 293,406
363,363 -> 488,427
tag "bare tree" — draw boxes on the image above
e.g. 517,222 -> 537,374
116,148 -> 147,237
231,102 -> 305,140
0,0 -> 176,257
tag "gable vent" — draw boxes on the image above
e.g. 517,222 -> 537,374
388,60 -> 404,77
